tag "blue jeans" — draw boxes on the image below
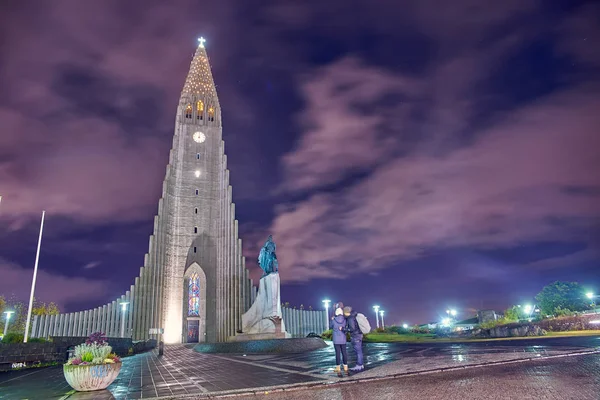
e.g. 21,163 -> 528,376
351,337 -> 363,366
334,343 -> 348,365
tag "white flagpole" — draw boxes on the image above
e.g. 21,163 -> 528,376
24,210 -> 45,343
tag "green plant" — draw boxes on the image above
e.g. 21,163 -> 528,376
1,332 -> 24,343
553,306 -> 575,317
535,281 -> 590,316
321,329 -> 332,340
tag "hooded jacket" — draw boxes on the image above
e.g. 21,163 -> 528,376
330,314 -> 347,344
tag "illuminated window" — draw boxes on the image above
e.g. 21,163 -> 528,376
188,272 -> 200,317
208,106 -> 215,122
196,100 -> 204,120
185,104 -> 192,119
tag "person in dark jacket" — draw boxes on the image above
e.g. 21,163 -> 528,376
330,307 -> 348,373
344,306 -> 364,371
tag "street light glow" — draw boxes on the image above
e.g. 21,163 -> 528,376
450,309 -> 457,316
586,292 -> 594,299
402,323 -> 409,329
373,305 -> 380,329
524,304 -> 533,314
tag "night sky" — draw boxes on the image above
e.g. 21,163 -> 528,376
1,0 -> 599,327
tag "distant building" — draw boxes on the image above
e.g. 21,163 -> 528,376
477,309 -> 500,324
453,317 -> 478,331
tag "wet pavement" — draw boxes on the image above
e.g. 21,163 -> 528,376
0,336 -> 598,399
232,352 -> 600,400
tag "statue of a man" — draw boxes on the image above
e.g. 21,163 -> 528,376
258,235 -> 279,276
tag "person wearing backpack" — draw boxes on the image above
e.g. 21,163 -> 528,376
330,307 -> 349,374
344,306 -> 366,371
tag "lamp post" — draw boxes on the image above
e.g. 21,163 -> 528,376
586,292 -> 597,308
120,302 -> 129,338
322,299 -> 331,330
3,311 -> 14,337
373,305 -> 380,329
379,310 -> 385,329
24,210 -> 45,343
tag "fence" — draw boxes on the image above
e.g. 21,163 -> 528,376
281,306 -> 327,338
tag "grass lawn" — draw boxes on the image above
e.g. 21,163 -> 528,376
363,330 -> 600,343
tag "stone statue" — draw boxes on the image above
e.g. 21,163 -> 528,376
231,234 -> 290,341
258,235 -> 279,276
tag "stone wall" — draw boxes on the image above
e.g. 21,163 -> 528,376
0,336 -> 156,372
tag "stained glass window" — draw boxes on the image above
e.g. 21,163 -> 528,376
188,272 -> 200,316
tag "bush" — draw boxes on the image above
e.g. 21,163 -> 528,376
553,306 -> 575,317
1,333 -> 24,343
321,329 -> 332,340
383,325 -> 403,334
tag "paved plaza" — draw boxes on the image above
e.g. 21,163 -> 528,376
0,336 -> 598,399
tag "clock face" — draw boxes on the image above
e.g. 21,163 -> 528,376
193,131 -> 206,143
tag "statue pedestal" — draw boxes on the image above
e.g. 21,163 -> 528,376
229,272 -> 290,342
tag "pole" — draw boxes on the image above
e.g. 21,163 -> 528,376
373,306 -> 380,329
24,211 -> 45,343
3,312 -> 14,336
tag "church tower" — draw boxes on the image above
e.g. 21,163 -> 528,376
159,38 -> 254,343
29,38 -> 255,344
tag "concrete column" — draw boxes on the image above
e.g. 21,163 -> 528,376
128,286 -> 134,338
111,300 -> 118,337
140,256 -> 149,340
52,314 -> 59,337
133,276 -> 141,339
59,314 -> 66,337
233,221 -> 239,333
90,308 -> 96,333
65,313 -> 72,336
226,184 -> 231,337
45,315 -> 53,337
98,305 -> 105,335
84,310 -> 91,336
125,291 -> 131,338
31,315 -> 39,338
74,312 -> 80,336
102,304 -> 109,336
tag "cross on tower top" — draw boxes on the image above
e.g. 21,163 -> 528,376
198,37 -> 206,48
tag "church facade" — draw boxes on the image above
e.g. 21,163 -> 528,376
31,39 -> 255,344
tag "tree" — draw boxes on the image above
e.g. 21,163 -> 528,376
503,305 -> 520,322
535,281 -> 589,317
2,299 -> 60,335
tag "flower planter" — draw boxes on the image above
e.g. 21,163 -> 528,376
63,362 -> 122,391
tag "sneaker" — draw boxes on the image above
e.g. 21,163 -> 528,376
334,365 -> 341,373
343,364 -> 348,373
350,365 -> 364,372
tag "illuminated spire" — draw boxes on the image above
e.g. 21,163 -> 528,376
181,37 -> 219,104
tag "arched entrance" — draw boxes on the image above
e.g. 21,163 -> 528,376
183,263 -> 207,343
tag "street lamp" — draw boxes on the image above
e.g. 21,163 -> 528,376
379,310 -> 385,329
3,311 -> 14,336
120,302 -> 129,338
586,292 -> 594,300
373,305 -> 380,329
402,323 -> 409,329
322,299 -> 331,329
